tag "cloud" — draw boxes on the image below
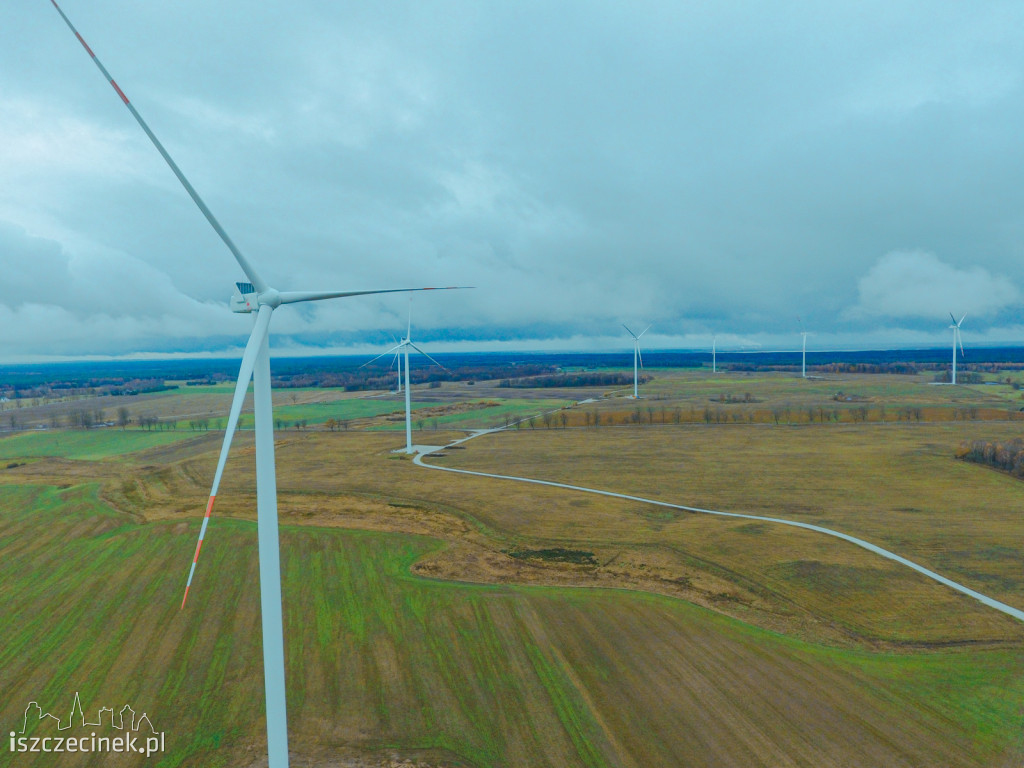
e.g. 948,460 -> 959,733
0,221 -> 247,358
9,1 -> 1024,359
844,250 -> 1019,321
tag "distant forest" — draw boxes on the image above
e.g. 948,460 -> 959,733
6,346 -> 1024,398
272,363 -> 556,391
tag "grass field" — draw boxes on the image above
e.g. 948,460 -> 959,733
368,398 -> 571,431
257,397 -> 426,427
0,429 -> 200,461
3,368 -> 1024,766
431,421 -> 1024,641
1,482 -> 1021,767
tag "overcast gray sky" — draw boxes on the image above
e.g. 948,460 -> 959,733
3,0 -> 1024,361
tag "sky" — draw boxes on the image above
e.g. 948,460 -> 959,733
3,0 -> 1024,362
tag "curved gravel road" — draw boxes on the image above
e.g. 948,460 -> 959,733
413,434 -> 1024,625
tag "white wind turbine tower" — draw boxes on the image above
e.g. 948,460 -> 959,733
949,313 -> 966,384
52,5 -> 463,767
363,303 -> 448,454
623,324 -> 650,399
797,317 -> 812,379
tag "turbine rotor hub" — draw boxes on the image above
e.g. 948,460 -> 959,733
258,288 -> 282,308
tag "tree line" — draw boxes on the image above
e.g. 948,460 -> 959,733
499,372 -> 650,389
956,438 -> 1024,477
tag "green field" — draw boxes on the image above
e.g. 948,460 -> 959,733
370,399 -> 571,431
255,398 -> 427,427
0,430 -> 198,461
0,482 -> 1020,767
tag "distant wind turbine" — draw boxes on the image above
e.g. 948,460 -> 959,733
363,303 -> 448,453
949,313 -> 966,385
391,343 -> 403,394
378,335 -> 404,394
797,317 -> 812,379
623,324 -> 650,399
51,4 -> 465,767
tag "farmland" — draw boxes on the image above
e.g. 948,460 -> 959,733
0,362 -> 1023,766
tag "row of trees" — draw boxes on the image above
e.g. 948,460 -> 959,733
957,438 -> 1024,477
2,378 -> 176,403
499,372 -> 649,389
817,362 -> 922,375
499,403 -> 946,429
712,392 -> 759,403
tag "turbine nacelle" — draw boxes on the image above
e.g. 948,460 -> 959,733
230,282 -> 258,313
231,283 -> 286,313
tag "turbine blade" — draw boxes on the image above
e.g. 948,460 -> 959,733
637,343 -> 645,369
622,324 -> 637,339
278,286 -> 472,306
358,343 -> 403,369
959,329 -> 965,358
959,314 -> 967,327
408,341 -> 448,371
638,325 -> 651,339
49,0 -> 267,294
181,305 -> 274,609
950,312 -> 957,325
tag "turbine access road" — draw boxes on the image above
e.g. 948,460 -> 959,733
412,427 -> 1024,626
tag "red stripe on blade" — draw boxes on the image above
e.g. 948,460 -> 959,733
111,80 -> 129,104
73,30 -> 95,58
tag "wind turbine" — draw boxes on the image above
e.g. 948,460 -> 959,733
51,5 -> 463,767
949,313 -> 966,385
375,335 -> 404,394
797,317 -> 812,379
362,303 -> 447,453
623,324 -> 650,399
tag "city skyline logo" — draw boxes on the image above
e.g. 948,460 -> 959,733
10,691 -> 165,758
